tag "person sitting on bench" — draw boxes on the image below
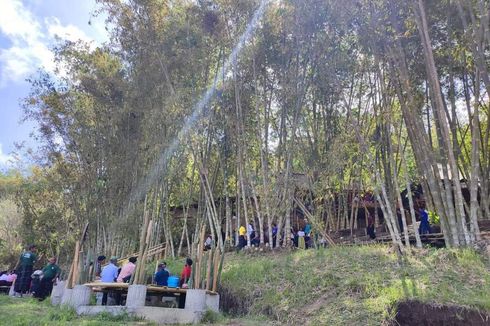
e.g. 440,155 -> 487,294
117,257 -> 137,283
6,270 -> 17,284
154,263 -> 169,286
0,272 -> 10,286
98,257 -> 119,305
180,258 -> 192,287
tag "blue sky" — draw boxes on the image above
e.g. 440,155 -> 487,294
0,0 -> 108,170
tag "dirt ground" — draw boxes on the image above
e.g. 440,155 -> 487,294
395,300 -> 490,326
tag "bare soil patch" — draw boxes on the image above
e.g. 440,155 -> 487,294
395,300 -> 490,326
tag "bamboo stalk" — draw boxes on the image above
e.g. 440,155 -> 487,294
138,219 -> 154,284
194,225 -> 206,289
205,249 -> 213,290
212,249 -> 220,292
133,196 -> 149,285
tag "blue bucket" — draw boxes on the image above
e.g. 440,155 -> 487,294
167,276 -> 179,288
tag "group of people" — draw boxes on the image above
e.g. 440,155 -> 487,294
3,245 -> 62,301
236,219 -> 313,250
97,256 -> 137,285
366,206 -> 432,240
291,219 -> 312,249
0,270 -> 17,287
95,254 -> 193,305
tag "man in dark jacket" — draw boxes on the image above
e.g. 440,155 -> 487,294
14,245 -> 37,296
154,263 -> 170,286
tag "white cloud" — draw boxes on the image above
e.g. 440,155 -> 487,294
0,143 -> 14,166
0,0 -> 95,87
45,17 -> 92,43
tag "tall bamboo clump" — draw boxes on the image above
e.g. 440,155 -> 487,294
191,225 -> 224,292
132,196 -> 154,285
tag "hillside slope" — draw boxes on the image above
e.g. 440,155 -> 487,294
219,246 -> 490,325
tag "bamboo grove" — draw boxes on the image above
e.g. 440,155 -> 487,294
6,0 -> 490,264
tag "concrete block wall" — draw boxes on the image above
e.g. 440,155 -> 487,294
58,285 -> 220,324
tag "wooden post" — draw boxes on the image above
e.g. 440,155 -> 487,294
66,241 -> 80,289
65,261 -> 74,289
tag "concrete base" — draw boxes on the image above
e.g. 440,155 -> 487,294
50,281 -> 65,305
76,306 -> 203,324
60,288 -> 73,306
185,289 -> 220,313
126,284 -> 147,308
72,286 -> 220,324
205,293 -> 219,313
184,289 -> 206,311
60,285 -> 91,309
72,285 -> 91,307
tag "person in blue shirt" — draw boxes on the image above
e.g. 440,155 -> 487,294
98,257 -> 119,305
154,263 -> 170,286
272,223 -> 278,248
304,219 -> 312,249
100,257 -> 119,283
418,208 -> 431,235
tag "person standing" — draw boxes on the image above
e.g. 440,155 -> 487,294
247,221 -> 255,240
297,229 -> 306,250
36,257 -> 61,300
367,213 -> 376,239
238,225 -> 246,250
14,245 -> 37,296
272,223 -> 278,248
304,219 -> 312,249
418,207 -> 431,235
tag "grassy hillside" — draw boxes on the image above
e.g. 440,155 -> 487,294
219,245 -> 490,325
1,246 -> 489,325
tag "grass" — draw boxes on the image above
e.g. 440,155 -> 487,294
1,246 -> 489,325
0,295 -> 152,326
219,245 -> 490,325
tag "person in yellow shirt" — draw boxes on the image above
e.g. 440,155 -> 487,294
238,225 -> 246,250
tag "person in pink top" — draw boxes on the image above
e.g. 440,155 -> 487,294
117,257 -> 137,283
6,271 -> 17,283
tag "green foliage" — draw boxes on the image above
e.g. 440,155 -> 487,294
10,0 -> 490,266
429,211 -> 440,225
201,309 -> 224,324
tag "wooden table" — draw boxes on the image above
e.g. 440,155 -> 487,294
83,282 -> 217,295
83,282 -> 188,307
